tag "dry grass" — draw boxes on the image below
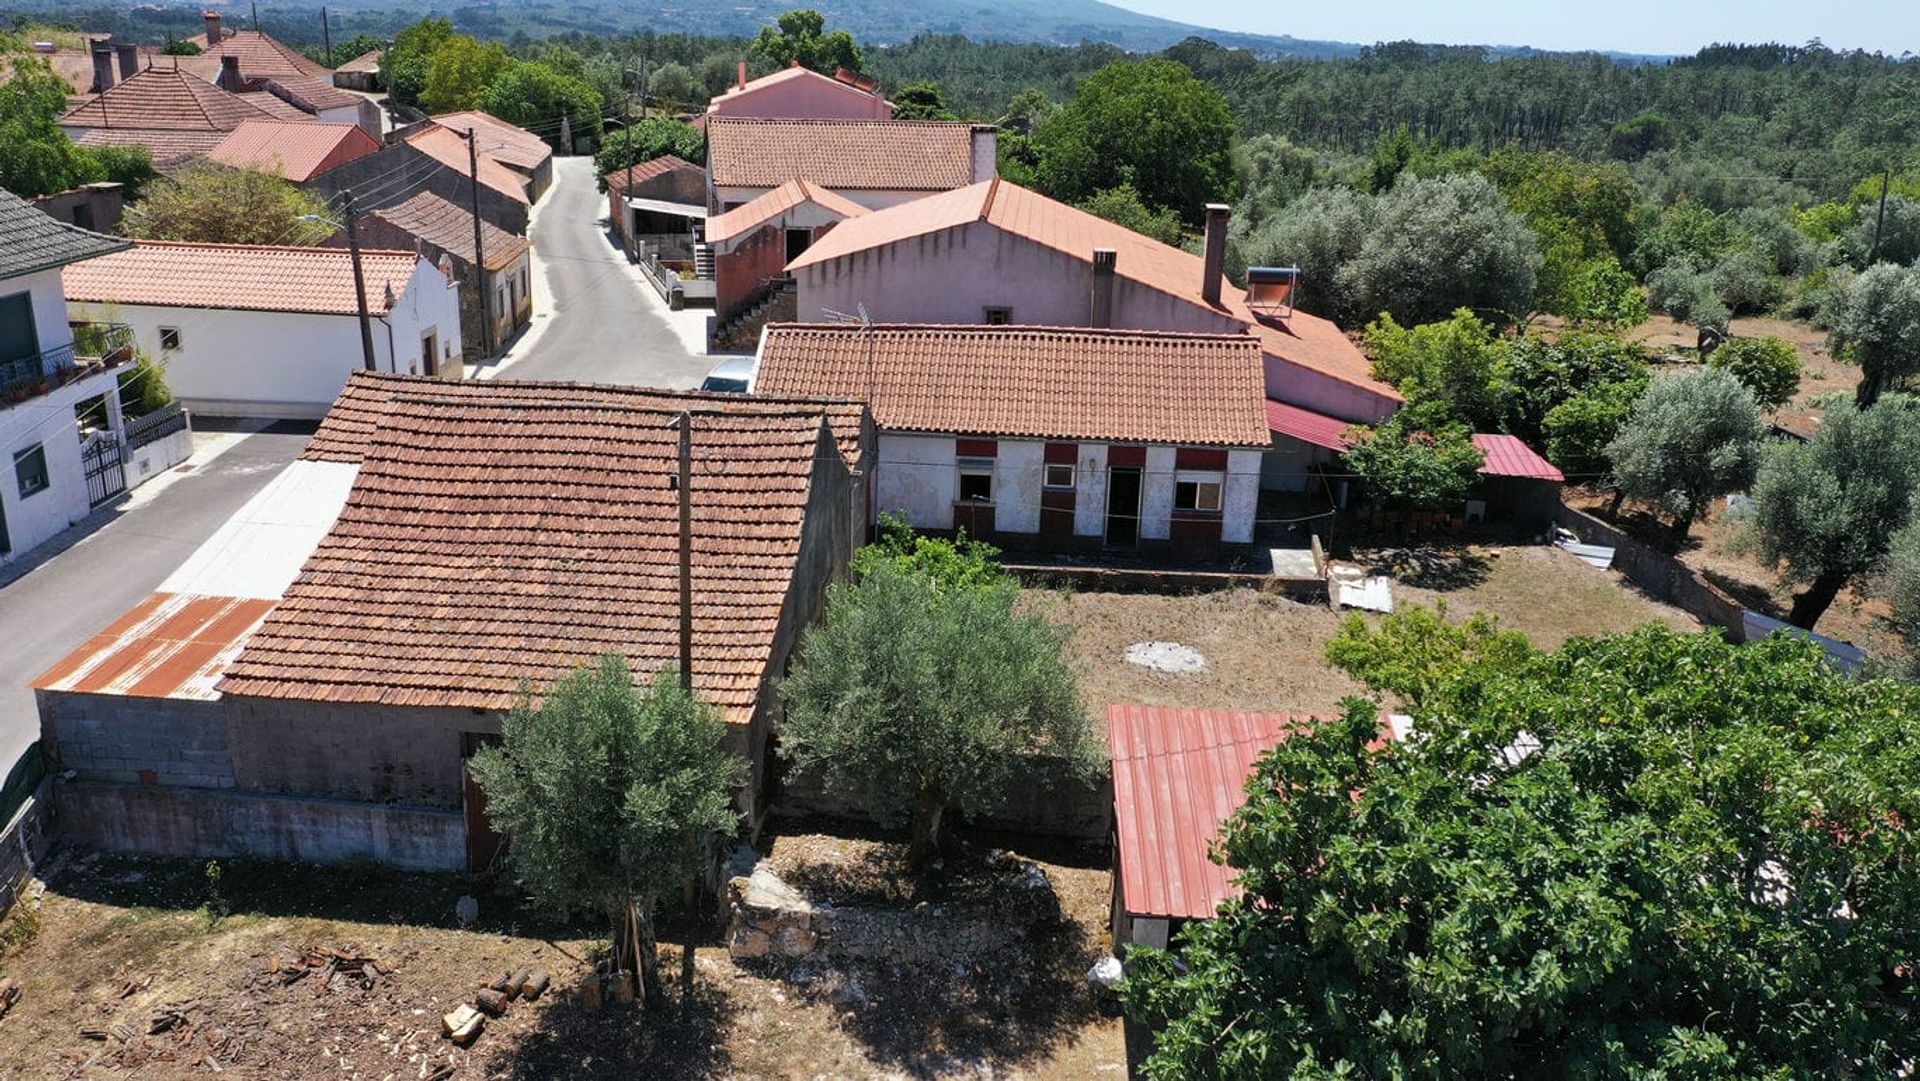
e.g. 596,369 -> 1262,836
1028,543 -> 1701,720
0,835 -> 1123,1080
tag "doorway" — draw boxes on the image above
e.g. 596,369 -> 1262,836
1106,466 -> 1142,549
421,331 -> 438,377
786,228 -> 812,263
460,732 -> 505,872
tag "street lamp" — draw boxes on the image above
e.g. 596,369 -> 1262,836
300,198 -> 377,372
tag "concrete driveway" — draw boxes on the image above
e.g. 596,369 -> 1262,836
0,423 -> 311,777
485,156 -> 712,388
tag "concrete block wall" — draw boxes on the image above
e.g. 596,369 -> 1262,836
222,697 -> 502,809
56,780 -> 465,871
38,690 -> 235,789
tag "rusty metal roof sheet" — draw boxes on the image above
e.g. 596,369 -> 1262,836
34,592 -> 277,700
1108,705 -> 1406,921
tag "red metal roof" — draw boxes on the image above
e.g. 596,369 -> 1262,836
1109,705 -> 1403,921
34,592 -> 277,700
1265,398 -> 1356,451
1471,433 -> 1565,482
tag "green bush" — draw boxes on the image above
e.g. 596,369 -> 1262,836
1708,336 -> 1801,410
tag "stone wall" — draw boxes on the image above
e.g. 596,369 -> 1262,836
56,780 -> 465,871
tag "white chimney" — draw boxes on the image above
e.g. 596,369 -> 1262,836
970,125 -> 998,184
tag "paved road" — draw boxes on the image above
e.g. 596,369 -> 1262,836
0,423 -> 311,774
490,156 -> 710,388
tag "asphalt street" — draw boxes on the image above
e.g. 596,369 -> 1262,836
488,155 -> 711,387
0,423 -> 312,775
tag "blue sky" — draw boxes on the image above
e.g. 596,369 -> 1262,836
1107,0 -> 1917,56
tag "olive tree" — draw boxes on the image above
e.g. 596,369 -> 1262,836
1827,262 -> 1920,408
1124,626 -> 1920,1079
1889,521 -> 1920,679
780,534 -> 1094,868
470,655 -> 740,1007
1751,397 -> 1920,629
1708,335 -> 1802,410
1607,367 -> 1766,541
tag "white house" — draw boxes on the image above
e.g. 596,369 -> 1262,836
755,323 -> 1273,560
64,242 -> 463,419
0,189 -> 138,565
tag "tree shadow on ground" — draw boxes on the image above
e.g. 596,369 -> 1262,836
491,971 -> 738,1081
1702,567 -> 1785,618
1357,544 -> 1494,591
754,824 -> 1118,1077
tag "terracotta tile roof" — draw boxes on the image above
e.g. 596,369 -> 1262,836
59,66 -> 278,131
706,178 -> 869,245
1472,433 -> 1564,481
0,186 -> 131,281
71,126 -> 228,166
604,154 -> 702,196
363,191 -> 530,272
1109,706 -> 1404,921
1265,399 -> 1356,451
707,116 -> 976,192
182,28 -> 327,79
218,393 -> 845,716
336,49 -> 382,74
790,179 -> 1397,401
756,324 -> 1271,448
304,371 -> 867,474
432,110 -> 553,173
239,89 -> 317,121
63,241 -> 421,316
265,74 -> 365,113
33,592 -> 277,700
208,119 -> 379,181
708,63 -> 892,113
402,123 -> 531,205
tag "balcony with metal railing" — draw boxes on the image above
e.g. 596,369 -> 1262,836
0,323 -> 135,409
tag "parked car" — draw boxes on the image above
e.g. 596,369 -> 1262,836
699,356 -> 756,393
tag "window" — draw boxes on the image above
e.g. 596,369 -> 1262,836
1175,479 -> 1223,513
158,326 -> 182,351
14,444 -> 49,498
958,469 -> 994,504
1044,463 -> 1075,489
982,306 -> 1012,325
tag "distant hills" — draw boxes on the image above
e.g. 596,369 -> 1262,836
6,0 -> 1675,61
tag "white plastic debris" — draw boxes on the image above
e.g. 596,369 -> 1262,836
455,894 -> 479,926
1087,956 -> 1125,989
1124,641 -> 1207,673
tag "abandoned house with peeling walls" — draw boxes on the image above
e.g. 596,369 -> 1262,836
34,372 -> 869,871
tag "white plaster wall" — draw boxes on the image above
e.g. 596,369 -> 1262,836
0,365 -> 123,562
68,261 -> 459,419
993,440 -> 1043,534
1265,355 -> 1398,425
1139,446 -> 1177,541
1073,443 -> 1109,537
796,222 -> 1247,333
873,433 -> 957,529
1223,449 -> 1262,544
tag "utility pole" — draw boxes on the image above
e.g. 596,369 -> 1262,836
671,410 -> 698,1007
342,191 -> 378,371
1868,168 -> 1892,265
622,89 -> 636,253
462,129 -> 492,356
320,7 -> 332,68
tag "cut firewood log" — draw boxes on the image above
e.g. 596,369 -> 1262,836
487,970 -> 514,994
441,1005 -> 483,1045
576,974 -> 602,1011
506,969 -> 530,1000
0,977 -> 18,1020
473,988 -> 509,1017
521,970 -> 550,1001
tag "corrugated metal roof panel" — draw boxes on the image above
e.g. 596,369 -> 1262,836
1109,705 -> 1402,921
34,592 -> 277,699
1471,433 -> 1565,481
1265,398 -> 1355,451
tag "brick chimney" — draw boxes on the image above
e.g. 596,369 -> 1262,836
116,42 -> 139,80
90,42 -> 115,93
737,60 -> 747,90
969,125 -> 998,184
218,54 -> 242,90
1201,203 -> 1230,307
203,10 -> 223,43
1090,249 -> 1116,328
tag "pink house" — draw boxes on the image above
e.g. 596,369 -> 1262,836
784,179 -> 1403,491
707,61 -> 894,120
706,116 -> 995,212
706,178 -> 869,337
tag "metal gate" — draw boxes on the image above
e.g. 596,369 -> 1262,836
82,434 -> 125,507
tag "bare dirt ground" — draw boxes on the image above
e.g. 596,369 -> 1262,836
0,830 -> 1121,1080
1026,543 -> 1700,718
1619,312 -> 1860,438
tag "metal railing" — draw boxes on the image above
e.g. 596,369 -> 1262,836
126,400 -> 188,448
0,323 -> 135,407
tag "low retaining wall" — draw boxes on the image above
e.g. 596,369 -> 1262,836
1556,506 -> 1745,637
778,756 -> 1112,841
56,781 -> 465,871
0,777 -> 54,916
